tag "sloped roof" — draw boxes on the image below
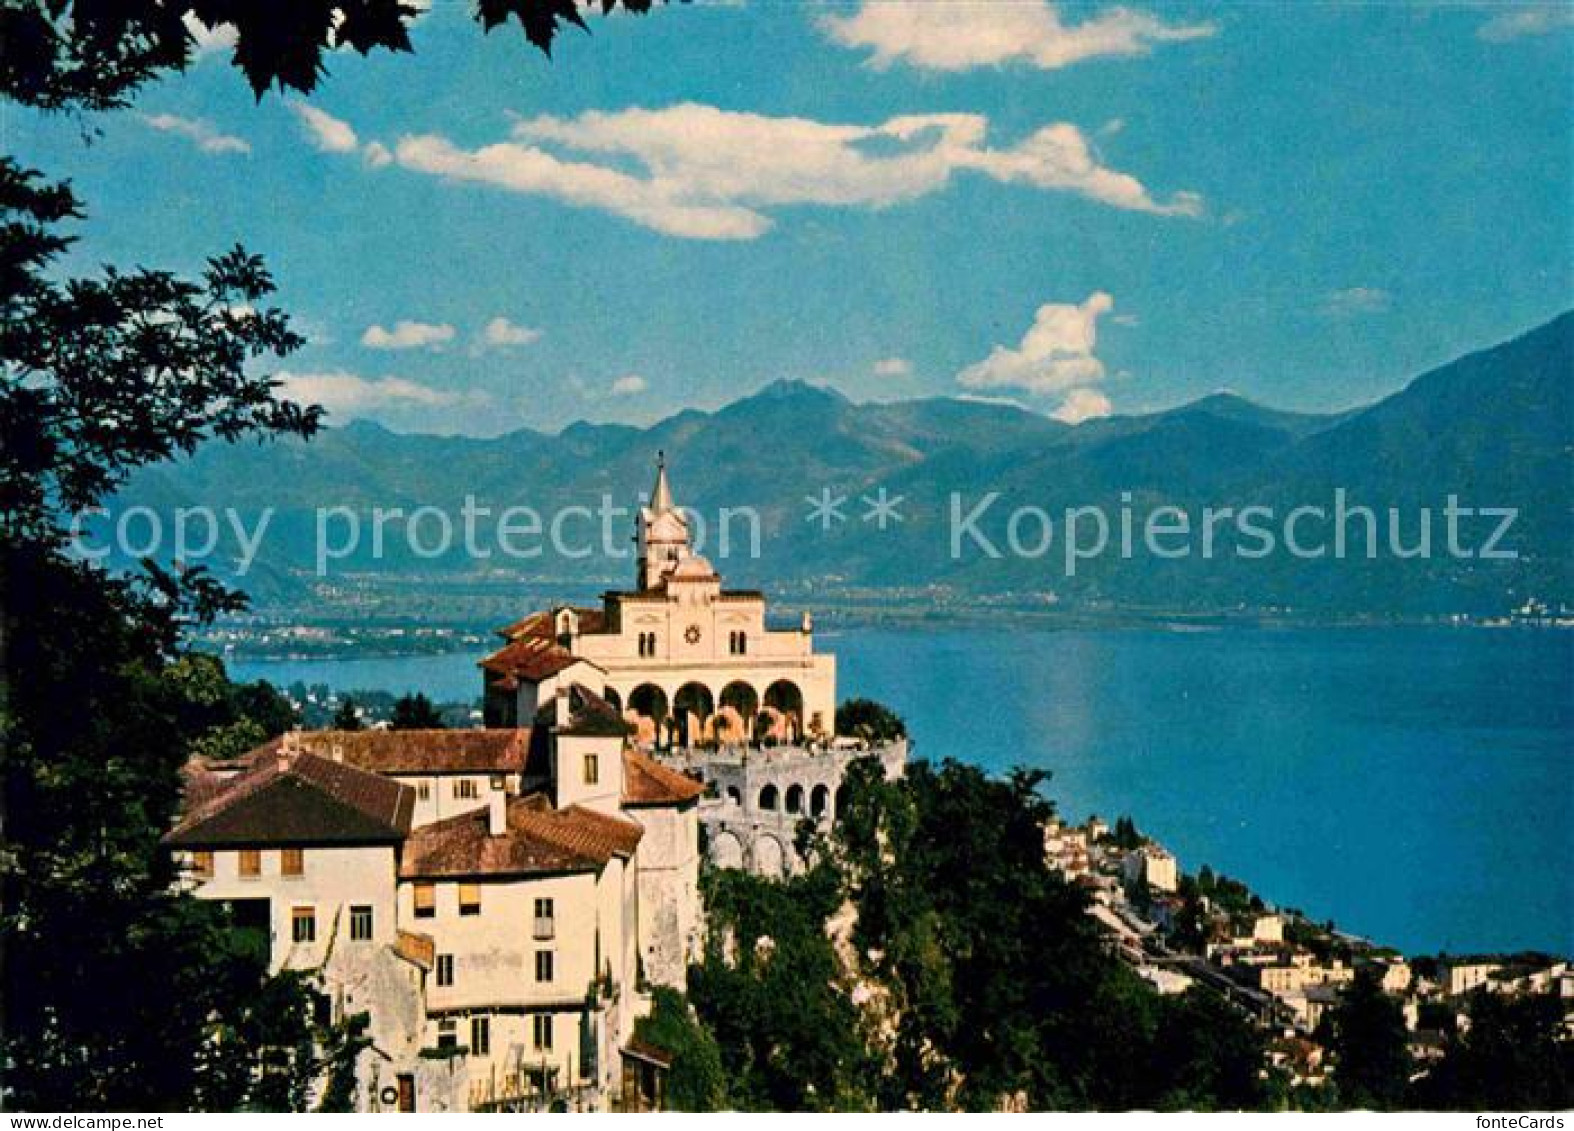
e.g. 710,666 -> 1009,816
400,794 -> 642,880
495,606 -> 606,642
250,729 -> 531,776
622,749 -> 705,807
557,683 -> 632,738
479,635 -> 595,684
165,751 -> 414,848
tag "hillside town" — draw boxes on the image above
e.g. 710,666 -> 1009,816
1044,814 -> 1574,1092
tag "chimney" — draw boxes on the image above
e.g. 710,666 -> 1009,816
487,790 -> 507,837
277,730 -> 297,770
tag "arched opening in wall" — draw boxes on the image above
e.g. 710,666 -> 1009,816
753,835 -> 785,879
763,681 -> 804,742
673,682 -> 715,748
725,785 -> 742,807
710,830 -> 744,869
810,783 -> 830,819
759,783 -> 779,811
785,784 -> 804,814
628,684 -> 669,747
718,682 -> 759,743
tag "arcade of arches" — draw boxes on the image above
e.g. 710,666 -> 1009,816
617,677 -> 809,748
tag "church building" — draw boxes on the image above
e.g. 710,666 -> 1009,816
482,456 -> 838,749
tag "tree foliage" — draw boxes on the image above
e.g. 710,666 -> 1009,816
0,161 -> 319,546
631,986 -> 727,1111
835,698 -> 907,743
688,866 -> 878,1110
0,160 -> 332,1109
1415,991 -> 1574,1110
332,697 -> 364,731
0,0 -> 667,110
390,691 -> 443,730
1317,968 -> 1412,1110
686,758 -> 1275,1112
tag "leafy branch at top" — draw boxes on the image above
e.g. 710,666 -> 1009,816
0,0 -> 666,111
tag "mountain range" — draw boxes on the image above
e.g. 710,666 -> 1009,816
113,312 -> 1574,617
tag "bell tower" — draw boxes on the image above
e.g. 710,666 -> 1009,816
636,452 -> 692,591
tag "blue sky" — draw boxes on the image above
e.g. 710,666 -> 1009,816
7,1 -> 1571,435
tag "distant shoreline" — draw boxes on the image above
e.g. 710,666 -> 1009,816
208,604 -> 1569,663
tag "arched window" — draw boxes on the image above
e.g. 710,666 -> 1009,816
728,630 -> 748,655
759,784 -> 779,811
785,784 -> 804,814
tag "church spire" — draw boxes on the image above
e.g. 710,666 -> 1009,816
636,451 -> 691,592
650,449 -> 674,514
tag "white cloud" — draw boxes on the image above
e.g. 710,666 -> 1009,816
822,1 -> 1215,72
1478,5 -> 1574,41
381,102 -> 1200,240
1322,287 -> 1391,318
478,317 -> 543,349
278,371 -> 489,415
609,374 -> 649,396
957,291 -> 1116,395
872,357 -> 913,377
361,320 -> 456,350
290,102 -> 359,153
1050,387 -> 1113,424
140,113 -> 249,155
363,141 -> 394,168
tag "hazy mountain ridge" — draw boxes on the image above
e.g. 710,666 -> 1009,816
112,314 -> 1574,614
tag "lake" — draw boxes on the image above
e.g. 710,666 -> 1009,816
233,625 -> 1573,957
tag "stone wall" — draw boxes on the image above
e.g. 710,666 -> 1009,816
657,740 -> 907,877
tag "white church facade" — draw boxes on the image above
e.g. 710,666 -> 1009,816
482,455 -> 838,748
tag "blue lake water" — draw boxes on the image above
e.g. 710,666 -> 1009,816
233,626 -> 1573,957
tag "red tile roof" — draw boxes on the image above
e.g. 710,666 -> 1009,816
400,795 -> 642,880
622,749 -> 705,807
165,750 -> 414,848
558,684 -> 632,738
252,729 -> 531,776
496,606 -> 606,641
479,636 -> 589,683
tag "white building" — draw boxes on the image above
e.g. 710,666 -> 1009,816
1122,845 -> 1179,893
481,455 -> 837,746
167,685 -> 702,1112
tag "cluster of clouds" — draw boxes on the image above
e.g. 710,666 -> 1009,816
822,1 -> 1215,71
377,104 -> 1202,241
139,113 -> 249,155
277,371 -> 491,417
1321,287 -> 1393,319
358,316 -> 541,354
150,0 -> 1501,430
958,292 -> 1120,423
1477,4 -> 1574,41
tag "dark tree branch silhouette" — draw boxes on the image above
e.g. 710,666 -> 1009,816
0,0 -> 667,109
